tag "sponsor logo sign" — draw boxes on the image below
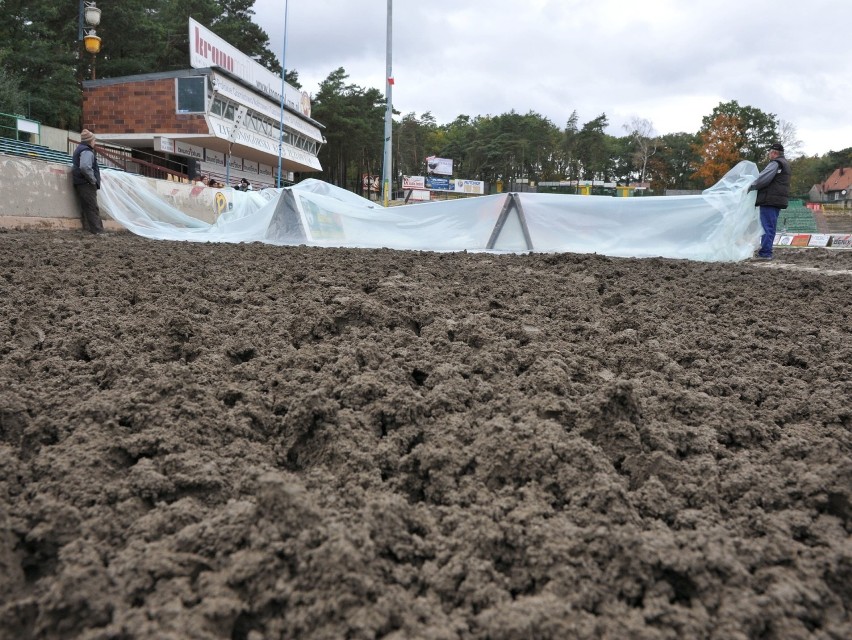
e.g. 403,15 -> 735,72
175,140 -> 204,160
205,149 -> 225,166
451,179 -> 485,195
214,191 -> 230,215
189,18 -> 311,118
425,176 -> 450,191
403,176 -> 425,189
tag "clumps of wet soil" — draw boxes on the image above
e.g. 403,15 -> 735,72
1,232 -> 850,639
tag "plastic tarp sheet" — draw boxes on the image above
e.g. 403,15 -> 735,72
99,160 -> 761,262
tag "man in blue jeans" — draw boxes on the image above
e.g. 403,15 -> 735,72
71,129 -> 104,234
747,142 -> 791,260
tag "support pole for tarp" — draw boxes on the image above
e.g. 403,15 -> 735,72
486,193 -> 534,250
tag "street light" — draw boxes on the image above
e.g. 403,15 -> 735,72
78,1 -> 102,80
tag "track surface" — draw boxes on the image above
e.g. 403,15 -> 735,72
1,232 -> 850,639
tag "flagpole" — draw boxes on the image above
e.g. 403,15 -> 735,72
277,0 -> 290,188
381,0 -> 393,206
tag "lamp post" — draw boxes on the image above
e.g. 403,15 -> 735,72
78,1 -> 102,81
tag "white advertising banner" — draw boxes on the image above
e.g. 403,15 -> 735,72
205,149 -> 225,167
243,159 -> 259,174
259,163 -> 273,179
426,156 -> 453,176
403,176 -> 426,189
228,156 -> 243,171
453,179 -> 485,195
189,18 -> 312,119
208,116 -> 322,171
156,137 -> 175,153
175,140 -> 204,160
807,234 -> 831,247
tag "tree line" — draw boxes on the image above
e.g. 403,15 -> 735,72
2,1 -> 850,197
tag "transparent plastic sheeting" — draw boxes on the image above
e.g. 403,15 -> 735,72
99,161 -> 761,262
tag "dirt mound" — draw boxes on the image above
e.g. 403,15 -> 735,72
1,232 -> 850,639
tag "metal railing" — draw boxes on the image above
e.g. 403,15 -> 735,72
67,137 -> 191,182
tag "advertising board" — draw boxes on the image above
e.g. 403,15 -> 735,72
189,18 -> 311,118
426,156 -> 453,176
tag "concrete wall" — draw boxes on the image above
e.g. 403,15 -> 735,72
39,125 -> 73,154
0,155 -> 87,230
0,154 -> 221,230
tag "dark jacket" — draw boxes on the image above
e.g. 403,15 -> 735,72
72,143 -> 101,188
754,156 -> 791,209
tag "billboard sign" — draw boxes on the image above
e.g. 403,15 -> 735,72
189,18 -> 311,118
402,176 -> 426,189
426,156 -> 453,175
425,176 -> 451,190
451,179 -> 485,195
362,174 -> 380,192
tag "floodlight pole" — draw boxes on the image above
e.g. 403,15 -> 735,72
381,0 -> 393,206
277,0 -> 290,188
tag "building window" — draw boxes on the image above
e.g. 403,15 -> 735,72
176,77 -> 207,114
210,91 -> 321,155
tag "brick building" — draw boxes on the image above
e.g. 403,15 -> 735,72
81,19 -> 324,188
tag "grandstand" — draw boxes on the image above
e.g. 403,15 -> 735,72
0,136 -> 74,166
778,200 -> 819,233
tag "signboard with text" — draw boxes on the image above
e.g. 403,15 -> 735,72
426,156 -> 453,175
451,179 -> 485,195
189,18 -> 311,118
211,73 -> 322,143
205,149 -> 225,166
175,140 -> 203,160
425,176 -> 451,191
403,176 -> 426,189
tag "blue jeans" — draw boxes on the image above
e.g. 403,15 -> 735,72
758,206 -> 780,257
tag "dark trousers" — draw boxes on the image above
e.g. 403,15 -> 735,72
758,205 -> 780,257
74,182 -> 104,234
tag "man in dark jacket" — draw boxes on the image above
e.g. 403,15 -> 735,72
71,129 -> 104,234
747,142 -> 791,259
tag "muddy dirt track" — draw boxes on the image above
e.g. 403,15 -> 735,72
1,230 -> 850,640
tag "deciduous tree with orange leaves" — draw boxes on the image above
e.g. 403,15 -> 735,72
692,113 -> 743,187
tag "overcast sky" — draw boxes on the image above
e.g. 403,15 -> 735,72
251,0 -> 852,157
